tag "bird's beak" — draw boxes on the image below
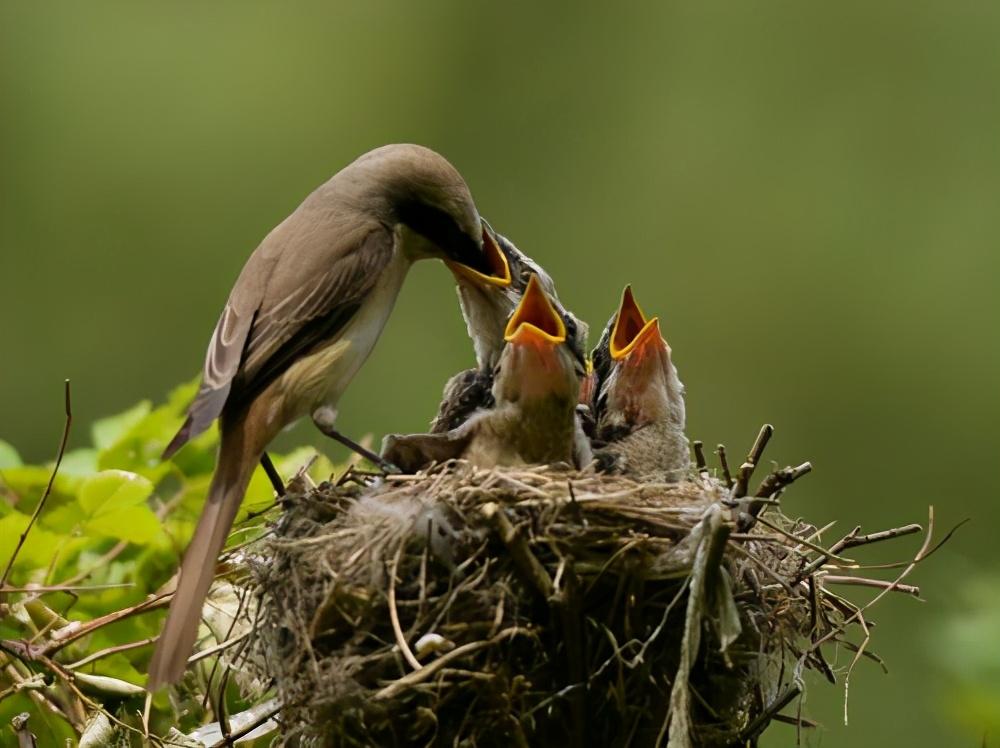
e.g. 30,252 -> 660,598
447,227 -> 512,288
504,274 -> 566,346
610,285 -> 665,360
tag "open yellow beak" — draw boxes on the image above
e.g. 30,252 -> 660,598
609,285 -> 662,360
447,226 -> 512,288
504,274 -> 566,345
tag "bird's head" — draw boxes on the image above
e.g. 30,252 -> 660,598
492,274 -> 584,408
593,285 -> 685,431
446,224 -> 589,372
352,144 -> 494,274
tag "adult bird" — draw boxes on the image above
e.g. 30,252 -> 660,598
147,144 -> 493,688
431,224 -> 589,433
383,274 -> 592,472
590,285 -> 689,481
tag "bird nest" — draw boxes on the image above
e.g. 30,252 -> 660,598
246,430 -> 928,747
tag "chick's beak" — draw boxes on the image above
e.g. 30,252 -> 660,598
446,226 -> 512,288
504,274 -> 566,347
610,285 -> 666,360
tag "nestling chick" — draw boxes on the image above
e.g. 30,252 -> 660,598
590,286 -> 689,481
383,274 -> 591,471
433,224 -> 588,432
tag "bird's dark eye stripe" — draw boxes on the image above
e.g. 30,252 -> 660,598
396,198 -> 489,274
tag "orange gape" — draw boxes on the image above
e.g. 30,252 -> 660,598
504,274 -> 567,345
610,285 -> 666,361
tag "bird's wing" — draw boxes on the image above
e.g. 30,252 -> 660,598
164,225 -> 394,457
430,368 -> 494,433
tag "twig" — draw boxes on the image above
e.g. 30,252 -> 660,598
842,519 -> 967,570
42,593 -> 171,656
732,424 -> 773,498
211,701 -> 282,748
387,544 -> 422,671
838,524 -> 923,550
754,462 -> 813,501
715,444 -> 733,488
797,522 -> 922,580
374,627 -> 527,701
821,575 -> 921,597
551,563 -> 585,748
736,461 -> 812,531
806,507 -> 936,659
481,503 -> 553,599
10,712 -> 37,748
0,583 -> 132,595
692,441 -> 707,474
65,637 -> 157,670
738,682 -> 802,742
1,381 -> 72,591
752,515 -> 853,564
187,632 -> 250,666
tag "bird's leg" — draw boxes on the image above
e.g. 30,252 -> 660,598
312,406 -> 399,473
259,452 -> 286,496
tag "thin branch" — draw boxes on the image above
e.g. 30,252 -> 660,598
387,544 -> 422,672
42,593 -> 171,656
715,444 -> 733,488
797,522 -> 923,579
481,503 -> 553,599
0,583 -> 132,595
838,524 -> 923,550
821,575 -> 920,597
732,424 -> 774,498
692,441 -> 707,474
738,682 -> 802,742
807,507 -> 937,659
212,700 -> 282,747
374,627 -> 528,701
1,381 -> 73,590
64,637 -> 157,671
754,462 -> 813,500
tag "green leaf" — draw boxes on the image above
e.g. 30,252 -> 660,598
0,511 -> 65,571
0,439 -> 22,468
0,464 -> 81,511
78,470 -> 153,515
87,504 -> 162,544
92,400 -> 152,450
75,470 -> 164,544
39,501 -> 84,533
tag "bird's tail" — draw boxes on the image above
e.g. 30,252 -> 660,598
147,415 -> 260,689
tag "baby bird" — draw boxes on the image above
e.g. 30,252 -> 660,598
590,285 -> 689,481
432,224 -> 588,433
383,274 -> 591,471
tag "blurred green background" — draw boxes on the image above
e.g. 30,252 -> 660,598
2,2 -> 998,745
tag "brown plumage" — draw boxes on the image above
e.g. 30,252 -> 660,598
430,225 -> 589,433
148,144 -> 491,688
590,286 -> 689,482
383,274 -> 591,472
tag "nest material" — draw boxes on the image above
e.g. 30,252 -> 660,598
247,453 -> 905,747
